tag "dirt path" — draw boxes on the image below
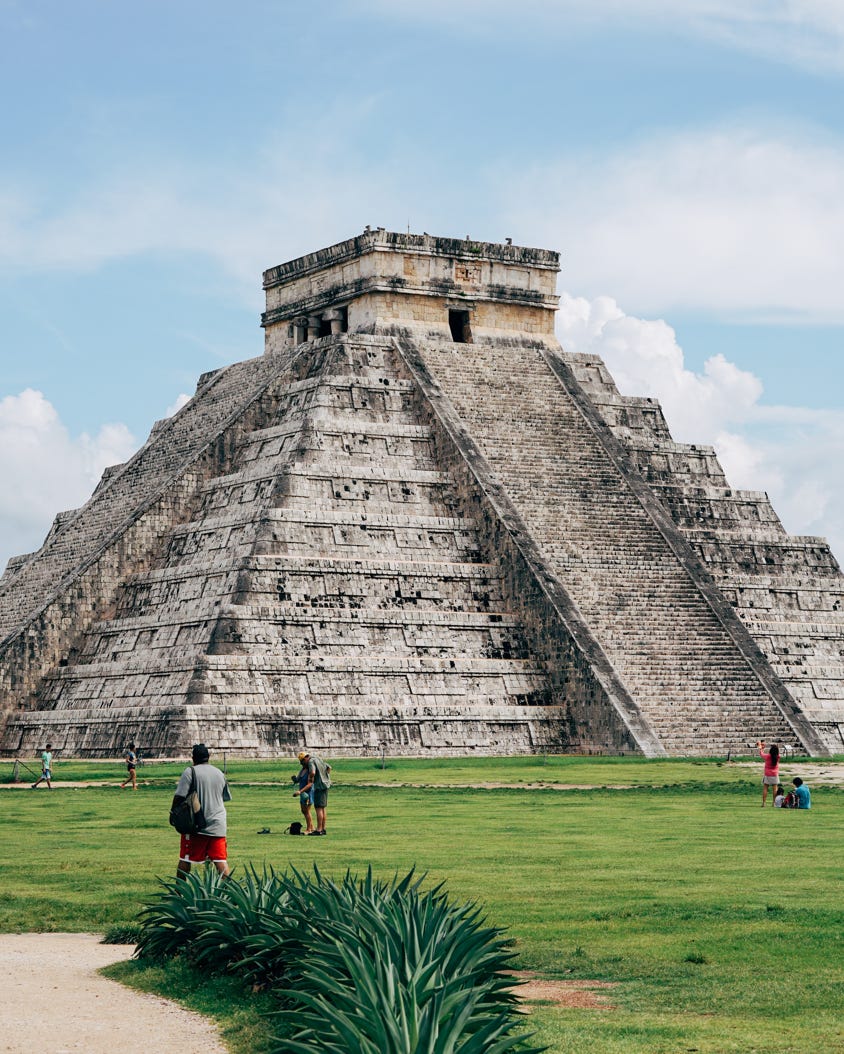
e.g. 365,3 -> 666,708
0,933 -> 226,1054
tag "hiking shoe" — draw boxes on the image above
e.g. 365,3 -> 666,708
307,830 -> 322,836
257,828 -> 271,835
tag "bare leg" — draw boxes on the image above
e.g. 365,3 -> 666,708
301,801 -> 314,832
762,784 -> 769,806
176,859 -> 191,881
315,805 -> 326,833
212,860 -> 232,878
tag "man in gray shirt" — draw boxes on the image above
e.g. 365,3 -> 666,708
299,751 -> 331,836
172,743 -> 232,879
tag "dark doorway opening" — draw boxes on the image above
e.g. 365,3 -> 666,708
448,309 -> 472,344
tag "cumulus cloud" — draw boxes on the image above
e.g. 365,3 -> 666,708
557,293 -> 844,561
505,126 -> 844,322
2,121 -> 842,326
165,393 -> 192,418
0,389 -> 137,573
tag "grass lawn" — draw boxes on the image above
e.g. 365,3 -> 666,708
2,756 -> 843,1053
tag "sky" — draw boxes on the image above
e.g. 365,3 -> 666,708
1,0 -> 843,569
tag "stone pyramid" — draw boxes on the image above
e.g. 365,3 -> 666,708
0,229 -> 839,757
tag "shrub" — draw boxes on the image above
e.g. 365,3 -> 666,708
133,865 -> 542,1053
270,868 -> 541,1053
135,867 -> 227,961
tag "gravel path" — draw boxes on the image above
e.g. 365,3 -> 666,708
0,933 -> 227,1054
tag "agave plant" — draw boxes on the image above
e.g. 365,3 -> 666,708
134,867 -> 227,961
136,865 -> 299,981
208,865 -> 300,983
134,864 -> 541,1052
270,867 -> 542,1054
275,941 -> 539,1054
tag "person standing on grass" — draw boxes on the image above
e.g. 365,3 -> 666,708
292,752 -> 315,833
172,744 -> 232,879
31,743 -> 54,790
120,743 -> 138,790
757,740 -> 780,806
298,750 -> 331,835
791,776 -> 811,809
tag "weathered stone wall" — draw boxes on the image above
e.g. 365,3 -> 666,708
392,330 -> 823,755
1,230 -> 837,758
0,351 -> 299,750
393,335 -> 660,755
1,335 -> 580,757
564,350 -> 844,753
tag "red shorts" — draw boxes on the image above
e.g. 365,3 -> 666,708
180,833 -> 227,863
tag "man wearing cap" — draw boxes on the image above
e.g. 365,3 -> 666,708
291,751 -> 315,833
172,743 -> 232,878
297,750 -> 331,835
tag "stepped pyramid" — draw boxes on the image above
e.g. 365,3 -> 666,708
0,229 -> 839,757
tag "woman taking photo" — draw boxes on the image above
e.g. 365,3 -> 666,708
757,740 -> 780,807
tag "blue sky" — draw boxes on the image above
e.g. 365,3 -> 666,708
1,0 -> 843,566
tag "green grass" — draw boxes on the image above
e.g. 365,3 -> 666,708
5,751 -> 837,789
2,758 -> 844,1053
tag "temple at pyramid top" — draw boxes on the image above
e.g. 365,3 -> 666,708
261,228 -> 561,352
0,227 -> 841,759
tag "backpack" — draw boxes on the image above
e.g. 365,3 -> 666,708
169,767 -> 205,834
285,822 -> 304,835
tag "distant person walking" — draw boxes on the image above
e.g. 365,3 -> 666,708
31,743 -> 54,790
791,776 -> 811,809
120,743 -> 138,790
292,753 -> 315,833
298,750 -> 331,835
172,744 -> 232,879
757,740 -> 780,807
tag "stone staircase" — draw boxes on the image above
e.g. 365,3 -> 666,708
400,336 -> 808,755
0,355 -> 274,641
563,350 -> 844,753
13,337 -> 561,755
1,327 -> 834,757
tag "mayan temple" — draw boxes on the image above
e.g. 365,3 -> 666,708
0,229 -> 841,758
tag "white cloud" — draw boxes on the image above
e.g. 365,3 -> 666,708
0,94 -> 422,309
366,0 -> 844,73
165,393 -> 192,418
2,122 -> 842,326
557,293 -> 844,562
504,125 -> 844,322
0,389 -> 137,573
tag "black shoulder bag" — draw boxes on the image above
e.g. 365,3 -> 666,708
169,767 -> 205,834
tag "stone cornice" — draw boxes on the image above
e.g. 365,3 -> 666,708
262,228 -> 560,291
